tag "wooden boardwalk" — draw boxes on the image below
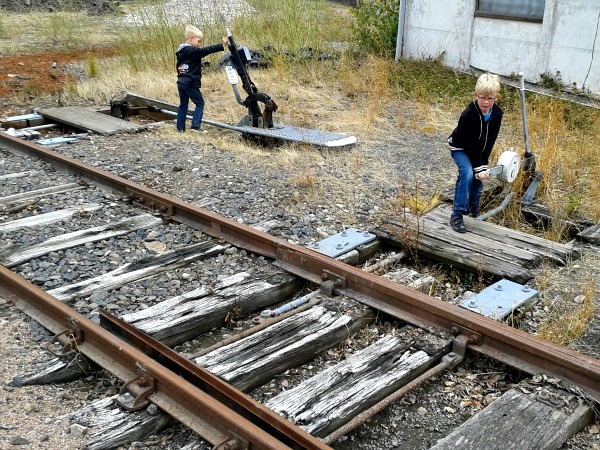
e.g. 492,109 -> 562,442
375,205 -> 579,283
37,106 -> 145,136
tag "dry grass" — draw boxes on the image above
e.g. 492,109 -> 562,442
536,252 -> 599,349
0,12 -> 115,53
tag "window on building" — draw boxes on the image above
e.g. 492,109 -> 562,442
476,0 -> 545,22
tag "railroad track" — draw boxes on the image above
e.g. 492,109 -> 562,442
1,131 -> 599,450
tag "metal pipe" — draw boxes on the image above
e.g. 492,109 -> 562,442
519,72 -> 532,157
476,192 -> 515,221
23,123 -> 60,131
322,334 -> 470,445
395,0 -> 407,61
261,290 -> 320,318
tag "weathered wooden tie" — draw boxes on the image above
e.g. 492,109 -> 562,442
62,396 -> 175,450
0,203 -> 102,233
376,205 -> 579,282
0,183 -> 85,208
122,270 -> 302,347
12,353 -> 97,386
47,240 -> 229,304
0,214 -> 162,268
0,170 -> 39,181
266,333 -> 451,437
37,106 -> 145,136
195,304 -> 374,392
429,384 -> 592,450
382,267 -> 436,294
578,223 -> 600,245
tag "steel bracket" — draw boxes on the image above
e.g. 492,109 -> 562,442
48,317 -> 84,357
450,324 -> 482,346
117,362 -> 156,411
212,431 -> 249,450
319,270 -> 346,297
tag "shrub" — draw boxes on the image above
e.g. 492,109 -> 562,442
351,0 -> 398,57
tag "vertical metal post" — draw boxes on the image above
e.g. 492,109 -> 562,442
519,72 -> 532,157
395,0 -> 407,61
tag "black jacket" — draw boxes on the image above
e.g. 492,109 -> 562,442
176,43 -> 225,88
448,101 -> 503,173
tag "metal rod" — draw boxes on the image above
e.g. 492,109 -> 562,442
395,0 -> 407,61
323,335 -> 470,445
519,72 -> 532,157
476,192 -> 515,221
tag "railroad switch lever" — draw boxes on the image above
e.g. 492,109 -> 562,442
117,363 -> 156,412
48,318 -> 84,357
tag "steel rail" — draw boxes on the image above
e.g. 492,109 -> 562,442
0,266 -> 330,450
98,310 -> 331,449
2,133 -> 600,403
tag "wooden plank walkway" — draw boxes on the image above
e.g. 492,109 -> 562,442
37,106 -> 145,136
375,205 -> 579,283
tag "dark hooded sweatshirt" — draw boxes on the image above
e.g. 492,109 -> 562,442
176,43 -> 225,88
447,100 -> 503,174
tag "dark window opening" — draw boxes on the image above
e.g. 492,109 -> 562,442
476,0 -> 545,22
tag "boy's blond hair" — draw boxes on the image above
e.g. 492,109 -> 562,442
184,24 -> 203,40
475,73 -> 501,96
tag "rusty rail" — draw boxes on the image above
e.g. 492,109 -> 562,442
2,133 -> 600,403
0,265 -> 330,450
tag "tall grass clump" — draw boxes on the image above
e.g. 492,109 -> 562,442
110,0 -> 352,74
236,0 -> 353,60
0,10 -> 9,39
111,0 -> 185,72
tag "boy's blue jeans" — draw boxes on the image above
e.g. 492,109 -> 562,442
451,150 -> 483,217
177,83 -> 205,131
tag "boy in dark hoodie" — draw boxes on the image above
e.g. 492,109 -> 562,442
176,24 -> 228,133
447,73 -> 503,233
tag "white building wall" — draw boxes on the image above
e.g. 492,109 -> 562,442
400,0 -> 600,95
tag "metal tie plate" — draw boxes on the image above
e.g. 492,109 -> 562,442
459,279 -> 538,320
307,228 -> 376,258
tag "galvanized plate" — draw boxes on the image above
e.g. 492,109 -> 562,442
307,228 -> 376,258
459,279 -> 538,320
235,115 -> 357,147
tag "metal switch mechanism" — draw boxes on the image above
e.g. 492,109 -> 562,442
487,148 -> 520,183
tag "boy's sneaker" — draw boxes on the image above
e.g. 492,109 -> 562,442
191,128 -> 208,134
450,213 -> 466,233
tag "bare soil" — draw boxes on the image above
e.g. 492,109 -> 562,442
0,48 -> 116,116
